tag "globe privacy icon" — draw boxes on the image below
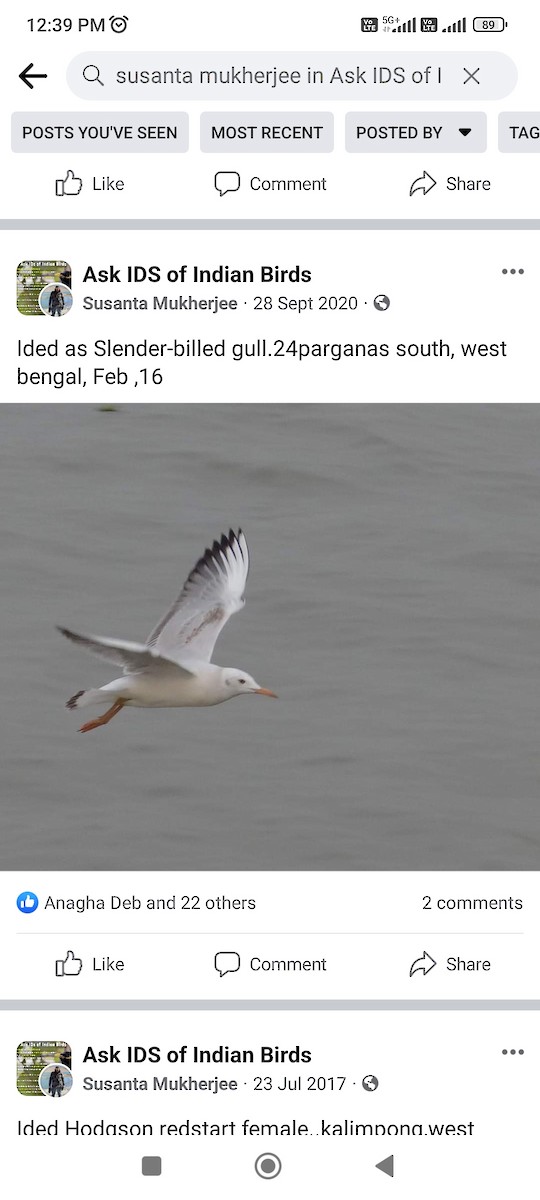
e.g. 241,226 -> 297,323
17,892 -> 38,913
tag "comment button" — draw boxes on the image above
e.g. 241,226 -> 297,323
12,113 -> 189,152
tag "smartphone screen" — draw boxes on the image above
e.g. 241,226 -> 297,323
2,3 -> 538,1195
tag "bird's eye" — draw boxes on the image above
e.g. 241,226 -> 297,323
239,678 -> 246,684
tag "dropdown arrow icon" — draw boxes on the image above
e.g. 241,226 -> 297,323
459,128 -> 472,136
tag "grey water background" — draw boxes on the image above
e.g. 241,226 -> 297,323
1,403 -> 539,870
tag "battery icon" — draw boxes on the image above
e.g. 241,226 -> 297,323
473,17 -> 506,31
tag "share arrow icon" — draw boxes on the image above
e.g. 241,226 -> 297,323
409,170 -> 437,197
409,950 -> 437,977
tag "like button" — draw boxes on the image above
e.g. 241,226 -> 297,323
55,950 -> 83,976
55,170 -> 83,196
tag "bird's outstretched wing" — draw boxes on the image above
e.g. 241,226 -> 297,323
57,627 -> 195,676
146,529 -> 249,664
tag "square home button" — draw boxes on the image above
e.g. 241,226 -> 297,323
142,1157 -> 162,1176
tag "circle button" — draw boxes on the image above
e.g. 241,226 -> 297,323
255,1154 -> 282,1179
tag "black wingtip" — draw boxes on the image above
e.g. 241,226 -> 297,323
188,529 -> 246,585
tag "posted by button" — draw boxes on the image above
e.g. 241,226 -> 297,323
346,111 -> 487,152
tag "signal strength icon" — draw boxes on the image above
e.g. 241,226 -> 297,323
392,16 -> 417,31
442,16 -> 467,31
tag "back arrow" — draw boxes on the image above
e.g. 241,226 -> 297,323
376,1155 -> 395,1178
19,63 -> 48,89
409,950 -> 437,977
409,170 -> 437,197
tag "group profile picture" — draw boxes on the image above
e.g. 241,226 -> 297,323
16,259 -> 73,316
17,1040 -> 73,1097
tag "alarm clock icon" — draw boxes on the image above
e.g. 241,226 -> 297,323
109,15 -> 129,33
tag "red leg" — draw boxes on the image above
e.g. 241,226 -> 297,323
79,698 -> 125,733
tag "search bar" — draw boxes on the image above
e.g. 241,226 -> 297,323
67,52 -> 518,100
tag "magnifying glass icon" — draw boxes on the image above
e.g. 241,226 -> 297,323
83,64 -> 104,86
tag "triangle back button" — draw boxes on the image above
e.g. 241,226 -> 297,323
376,1154 -> 394,1178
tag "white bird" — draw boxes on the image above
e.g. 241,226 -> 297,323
58,529 -> 277,733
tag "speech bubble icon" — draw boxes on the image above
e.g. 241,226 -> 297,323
215,951 -> 241,978
215,171 -> 241,197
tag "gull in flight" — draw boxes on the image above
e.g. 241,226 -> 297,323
58,529 -> 277,732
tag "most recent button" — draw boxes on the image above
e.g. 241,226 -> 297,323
201,112 -> 333,152
346,111 -> 487,152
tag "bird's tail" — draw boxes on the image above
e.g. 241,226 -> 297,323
66,688 -> 109,711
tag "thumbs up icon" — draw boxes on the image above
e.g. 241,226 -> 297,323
55,950 -> 83,976
17,891 -> 39,913
55,170 -> 83,196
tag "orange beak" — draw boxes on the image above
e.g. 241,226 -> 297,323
254,687 -> 278,698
